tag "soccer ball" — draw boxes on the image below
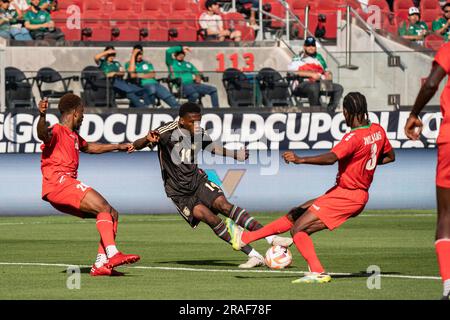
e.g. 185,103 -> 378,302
265,245 -> 292,269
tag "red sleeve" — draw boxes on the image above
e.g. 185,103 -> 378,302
78,134 -> 88,149
434,43 -> 450,74
383,136 -> 393,154
331,132 -> 358,160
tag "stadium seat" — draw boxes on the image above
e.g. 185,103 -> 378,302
263,0 -> 287,29
80,66 -> 116,107
110,1 -> 139,41
82,0 -> 110,41
420,0 -> 441,12
35,67 -> 77,100
222,68 -> 256,107
5,67 -> 36,109
223,12 -> 255,41
257,68 -> 290,107
300,0 -> 338,39
421,10 -> 440,29
425,33 -> 445,51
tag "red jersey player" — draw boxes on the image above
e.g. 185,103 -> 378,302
226,92 -> 395,283
37,93 -> 140,276
404,42 -> 450,299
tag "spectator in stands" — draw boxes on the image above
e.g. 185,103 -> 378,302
26,0 -> 55,12
125,44 -> 180,108
199,0 -> 241,42
166,45 -> 219,108
398,7 -> 429,45
95,46 -> 152,108
24,0 -> 63,41
287,36 -> 343,112
11,0 -> 29,11
432,2 -> 450,42
0,0 -> 32,40
238,0 -> 259,26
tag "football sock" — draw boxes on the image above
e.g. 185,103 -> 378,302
293,231 -> 325,273
229,205 -> 262,231
213,220 -> 232,243
212,220 -> 256,256
105,245 -> 119,258
436,239 -> 450,295
95,240 -> 107,267
265,235 -> 275,244
242,215 -> 293,245
248,249 -> 262,258
113,219 -> 118,238
95,253 -> 107,268
96,212 -> 117,258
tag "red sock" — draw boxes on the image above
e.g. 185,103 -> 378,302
113,220 -> 118,239
242,215 -> 293,244
293,231 -> 325,273
436,239 -> 450,282
96,212 -> 116,247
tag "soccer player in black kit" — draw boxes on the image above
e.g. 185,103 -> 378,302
133,103 -> 292,268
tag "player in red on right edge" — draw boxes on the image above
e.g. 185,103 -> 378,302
404,42 -> 450,300
227,92 -> 395,283
37,94 -> 140,276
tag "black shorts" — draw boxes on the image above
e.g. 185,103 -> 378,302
170,179 -> 224,228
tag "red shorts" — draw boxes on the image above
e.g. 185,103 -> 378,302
310,186 -> 368,231
437,142 -> 450,188
43,176 -> 92,218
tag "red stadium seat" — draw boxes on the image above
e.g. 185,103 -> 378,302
109,1 -> 139,41
421,0 -> 441,11
394,0 -> 415,13
421,10 -> 440,29
263,0 -> 287,29
80,0 -> 110,41
425,33 -> 445,51
310,0 -> 338,39
223,12 -> 255,41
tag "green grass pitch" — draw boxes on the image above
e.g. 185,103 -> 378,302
0,210 -> 442,300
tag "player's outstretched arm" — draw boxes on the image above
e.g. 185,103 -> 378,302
283,151 -> 338,166
132,131 -> 160,151
37,98 -> 52,144
208,143 -> 249,161
405,62 -> 446,140
378,149 -> 396,165
80,143 -> 134,154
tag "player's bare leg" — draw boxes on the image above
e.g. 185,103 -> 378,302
213,195 -> 292,247
192,203 -> 265,268
226,199 -> 317,250
436,186 -> 450,299
289,210 -> 330,284
80,189 -> 140,274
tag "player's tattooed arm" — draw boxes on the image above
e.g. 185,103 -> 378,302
37,98 -> 52,144
405,62 -> 447,140
378,149 -> 396,165
132,131 -> 160,150
283,151 -> 338,165
81,143 -> 134,154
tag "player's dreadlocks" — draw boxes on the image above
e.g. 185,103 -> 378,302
343,92 -> 369,126
58,93 -> 82,115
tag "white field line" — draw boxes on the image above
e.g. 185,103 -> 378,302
0,262 -> 440,281
0,213 -> 435,226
